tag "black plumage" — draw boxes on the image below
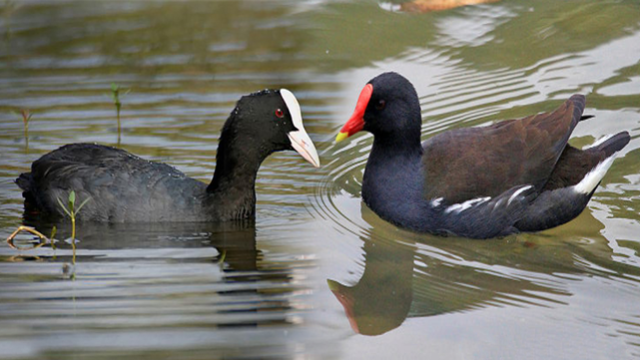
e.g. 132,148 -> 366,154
17,89 -> 319,222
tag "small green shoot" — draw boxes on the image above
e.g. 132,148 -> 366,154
109,83 -> 129,144
15,109 -> 32,150
218,250 -> 227,271
56,190 -> 91,264
3,0 -> 16,41
50,226 -> 57,251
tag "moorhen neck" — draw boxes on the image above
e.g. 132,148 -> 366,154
336,72 -> 630,239
17,89 -> 320,223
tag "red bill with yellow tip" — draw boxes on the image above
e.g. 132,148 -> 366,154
336,83 -> 373,142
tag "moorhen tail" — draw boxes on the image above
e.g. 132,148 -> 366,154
336,72 -> 629,239
17,89 -> 320,222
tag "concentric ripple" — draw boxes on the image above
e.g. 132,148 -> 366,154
308,11 -> 640,346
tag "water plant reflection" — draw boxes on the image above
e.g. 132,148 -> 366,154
109,83 -> 129,145
15,109 -> 31,152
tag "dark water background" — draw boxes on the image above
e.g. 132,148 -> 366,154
1,1 -> 640,359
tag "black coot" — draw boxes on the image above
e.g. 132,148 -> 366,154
17,89 -> 320,222
336,72 -> 629,239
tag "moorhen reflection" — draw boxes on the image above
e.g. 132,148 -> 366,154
328,202 -> 640,337
328,232 -> 414,336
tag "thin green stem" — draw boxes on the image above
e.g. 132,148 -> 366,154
71,215 -> 76,265
117,104 -> 121,145
18,109 -> 31,152
50,226 -> 57,251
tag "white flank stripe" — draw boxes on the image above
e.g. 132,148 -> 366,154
507,185 -> 533,206
430,197 -> 444,207
583,134 -> 614,150
573,156 -> 616,194
445,197 -> 491,214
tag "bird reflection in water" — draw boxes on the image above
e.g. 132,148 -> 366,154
17,217 -> 299,328
328,202 -> 640,337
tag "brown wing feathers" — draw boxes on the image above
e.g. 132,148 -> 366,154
423,96 -> 585,203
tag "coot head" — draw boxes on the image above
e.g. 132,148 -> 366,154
227,89 -> 320,167
336,72 -> 421,142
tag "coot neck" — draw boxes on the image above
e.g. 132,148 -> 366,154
208,140 -> 263,192
206,126 -> 267,217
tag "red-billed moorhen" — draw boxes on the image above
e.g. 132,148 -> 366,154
337,72 -> 629,239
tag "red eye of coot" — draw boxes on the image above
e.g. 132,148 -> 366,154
275,108 -> 284,118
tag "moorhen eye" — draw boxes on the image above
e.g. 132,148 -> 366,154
376,99 -> 386,110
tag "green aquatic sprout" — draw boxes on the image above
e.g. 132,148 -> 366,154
16,109 -> 32,149
50,226 -> 57,251
56,190 -> 91,264
217,250 -> 227,271
109,83 -> 130,144
3,0 -> 16,41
